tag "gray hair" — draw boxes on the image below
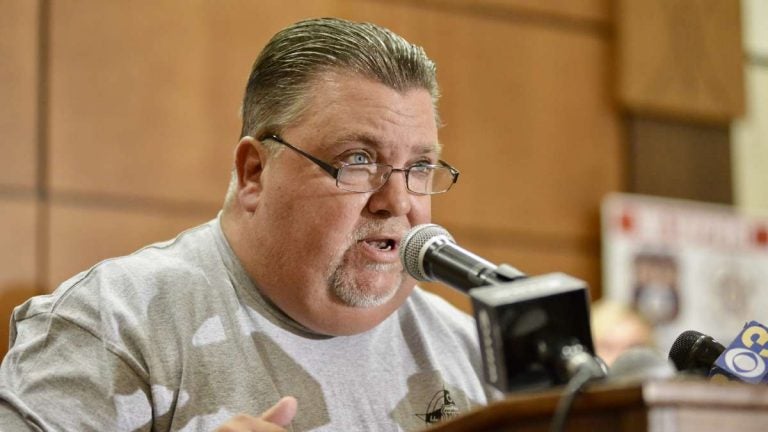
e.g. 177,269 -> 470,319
240,17 -> 440,141
224,17 -> 440,208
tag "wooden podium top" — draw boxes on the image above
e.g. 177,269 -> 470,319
429,378 -> 768,432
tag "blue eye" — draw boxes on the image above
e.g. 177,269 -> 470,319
343,152 -> 372,165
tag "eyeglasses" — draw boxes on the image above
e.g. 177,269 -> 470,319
260,134 -> 459,195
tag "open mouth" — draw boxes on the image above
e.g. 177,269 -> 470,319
364,238 -> 397,252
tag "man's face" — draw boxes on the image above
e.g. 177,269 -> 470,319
246,72 -> 438,335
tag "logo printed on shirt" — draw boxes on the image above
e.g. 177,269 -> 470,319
415,386 -> 459,425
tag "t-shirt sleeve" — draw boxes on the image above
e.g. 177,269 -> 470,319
0,313 -> 152,431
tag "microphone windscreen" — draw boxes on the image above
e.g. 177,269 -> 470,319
668,330 -> 724,374
609,346 -> 676,383
399,224 -> 454,281
669,330 -> 703,368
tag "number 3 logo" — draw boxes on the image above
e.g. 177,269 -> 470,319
741,325 -> 768,357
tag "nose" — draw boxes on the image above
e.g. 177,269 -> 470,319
366,170 -> 412,217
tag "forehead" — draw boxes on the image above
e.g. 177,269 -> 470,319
289,72 -> 440,155
319,130 -> 441,158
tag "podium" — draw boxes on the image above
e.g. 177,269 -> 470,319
429,378 -> 768,431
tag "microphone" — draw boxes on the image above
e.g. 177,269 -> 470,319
668,330 -> 725,376
400,223 -> 604,392
399,223 -> 525,291
710,321 -> 768,383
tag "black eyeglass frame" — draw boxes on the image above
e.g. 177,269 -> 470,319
259,134 -> 459,195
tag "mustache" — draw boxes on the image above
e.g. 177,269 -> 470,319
349,220 -> 411,243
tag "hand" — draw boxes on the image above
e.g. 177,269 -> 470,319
216,396 -> 298,431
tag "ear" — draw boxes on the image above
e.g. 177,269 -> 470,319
234,136 -> 268,212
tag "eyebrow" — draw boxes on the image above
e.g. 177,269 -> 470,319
327,132 -> 443,157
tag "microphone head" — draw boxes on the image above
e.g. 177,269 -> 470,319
399,223 -> 455,281
668,330 -> 725,375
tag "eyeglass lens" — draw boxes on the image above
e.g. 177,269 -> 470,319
337,164 -> 454,194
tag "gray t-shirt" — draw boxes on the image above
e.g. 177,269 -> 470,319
0,218 -> 497,431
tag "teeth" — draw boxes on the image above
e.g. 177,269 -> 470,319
367,240 -> 392,251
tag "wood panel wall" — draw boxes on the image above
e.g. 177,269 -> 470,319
616,0 -> 744,123
2,0 -> 621,359
0,0 -> 43,358
616,0 -> 743,210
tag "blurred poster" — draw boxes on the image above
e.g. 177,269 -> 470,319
601,193 -> 768,352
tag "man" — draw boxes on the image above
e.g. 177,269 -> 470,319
0,18 -> 496,431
